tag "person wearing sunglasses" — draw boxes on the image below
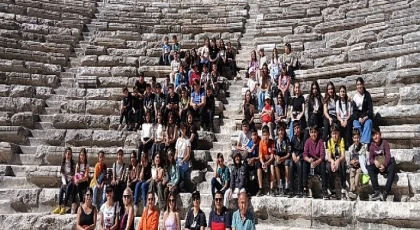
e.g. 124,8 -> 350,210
208,190 -> 232,230
185,191 -> 207,230
162,192 -> 181,230
99,186 -> 120,230
138,192 -> 159,230
76,188 -> 97,230
118,188 -> 134,230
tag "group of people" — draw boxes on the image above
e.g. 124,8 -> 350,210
240,47 -> 396,201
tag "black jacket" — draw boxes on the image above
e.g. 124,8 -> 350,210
230,163 -> 247,191
352,89 -> 373,120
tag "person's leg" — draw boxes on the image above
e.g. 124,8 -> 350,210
270,164 -> 276,191
355,168 -> 362,192
353,119 -> 362,133
384,161 -> 396,194
223,188 -> 231,208
157,182 -> 165,210
349,168 -> 356,192
339,160 -> 347,190
302,161 -> 310,191
319,161 -> 327,192
289,120 -> 294,140
211,178 -> 223,199
361,119 -> 372,144
58,185 -> 65,206
287,159 -> 295,195
92,185 -> 98,208
209,110 -> 214,132
258,90 -> 264,112
134,181 -> 143,205
367,164 -> 379,191
322,117 -> 330,142
199,106 -> 206,130
141,181 -> 150,207
326,162 -> 335,192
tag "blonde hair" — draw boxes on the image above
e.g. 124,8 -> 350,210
123,187 -> 134,207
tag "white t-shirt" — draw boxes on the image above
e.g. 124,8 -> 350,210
175,137 -> 191,159
237,131 -> 251,149
154,124 -> 164,142
141,123 -> 154,140
100,202 -> 120,228
247,78 -> 257,94
336,100 -> 352,120
353,93 -> 365,111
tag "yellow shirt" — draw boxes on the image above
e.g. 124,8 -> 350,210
327,137 -> 345,161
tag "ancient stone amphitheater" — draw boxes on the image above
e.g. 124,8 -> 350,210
0,0 -> 420,229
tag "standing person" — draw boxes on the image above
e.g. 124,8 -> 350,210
99,186 -> 120,230
246,129 -> 260,196
232,119 -> 251,161
112,149 -> 127,213
185,191 -> 207,230
132,87 -> 144,132
274,123 -> 292,196
205,86 -> 215,132
118,87 -> 133,131
347,129 -> 368,200
217,39 -> 226,72
175,122 -> 191,192
143,84 -> 156,123
290,120 -> 305,198
76,188 -> 97,230
289,81 -> 306,140
127,151 -> 140,193
164,149 -> 180,200
75,148 -> 90,207
368,127 -> 396,201
323,82 -> 338,142
137,192 -> 159,230
148,154 -> 165,211
52,147 -> 76,215
171,35 -> 181,62
336,85 -> 353,149
190,79 -> 207,130
164,83 -> 179,123
152,112 -> 166,163
352,77 -> 373,145
166,112 -> 178,152
326,124 -> 347,200
257,63 -> 271,112
208,191 -> 232,230
269,47 -> 280,98
210,63 -> 221,96
247,50 -> 258,79
119,188 -> 135,230
163,192 -> 181,230
191,48 -> 200,72
228,152 -> 247,200
279,43 -> 297,79
179,88 -> 191,123
231,192 -> 255,230
211,153 -> 230,207
154,83 -> 166,121
170,52 -> 181,84
256,126 -> 275,197
134,154 -> 152,213
186,111 -> 199,155
307,80 -> 323,127
302,126 -> 327,199
91,151 -> 107,209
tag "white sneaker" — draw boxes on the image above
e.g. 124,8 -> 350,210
117,124 -> 123,131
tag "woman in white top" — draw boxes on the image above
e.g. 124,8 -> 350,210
99,186 -> 120,230
152,112 -> 166,165
336,85 -> 352,149
199,38 -> 210,72
139,111 -> 154,162
170,52 -> 181,84
175,122 -> 191,192
75,148 -> 90,208
322,81 -> 338,142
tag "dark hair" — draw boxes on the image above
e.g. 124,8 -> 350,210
117,149 -> 124,155
166,192 -> 177,212
251,50 -> 257,62
172,35 -> 177,40
167,148 -> 175,166
210,38 -> 217,48
371,126 -> 381,135
194,78 -> 200,86
293,120 -> 301,128
356,77 -> 364,85
122,87 -> 128,93
215,190 -> 224,197
241,119 -> 249,126
98,150 -> 105,157
277,92 -> 285,109
251,129 -> 258,134
244,90 -> 252,104
179,122 -> 187,129
217,152 -> 224,159
272,47 -> 278,60
309,80 -> 322,106
324,81 -> 336,104
61,147 -> 75,175
352,129 -> 361,137
85,187 -> 93,196
106,185 -> 114,193
262,125 -> 269,134
146,83 -> 151,88
285,43 -> 292,51
153,153 -> 161,167
130,150 -> 137,161
309,125 -> 318,132
156,83 -> 161,89
330,123 -> 340,133
277,122 -> 287,131
78,148 -> 88,166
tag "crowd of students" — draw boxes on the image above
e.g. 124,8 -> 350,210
237,44 -> 396,201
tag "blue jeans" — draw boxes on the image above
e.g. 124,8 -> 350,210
58,181 -> 75,206
92,184 -> 106,208
134,180 -> 149,207
211,177 -> 226,199
258,90 -> 266,112
353,119 -> 372,144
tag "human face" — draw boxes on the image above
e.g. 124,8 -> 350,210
251,52 -> 256,60
154,155 -> 160,166
356,80 -> 364,94
156,87 -> 161,94
193,196 -> 200,208
245,91 -> 251,102
180,126 -> 186,136
212,64 -> 217,72
123,90 -> 128,97
294,125 -> 301,136
217,156 -> 224,166
262,66 -> 268,75
65,150 -> 72,161
238,194 -> 248,216
262,131 -> 269,141
146,113 -> 151,123
168,115 -> 174,124
123,192 -> 131,205
310,129 -> 318,141
157,113 -> 162,122
168,153 -> 173,163
234,155 -> 241,164
187,114 -> 193,124
312,85 -> 318,95
117,151 -> 123,161
265,98 -> 270,105
285,46 -> 290,54
352,134 -> 361,146
327,85 -> 334,96
98,153 -> 104,163
85,191 -> 92,203
182,90 -> 187,98
207,89 -> 212,96
339,87 -> 346,98
251,132 -> 258,142
130,154 -> 136,165
106,189 -> 113,200
168,195 -> 176,209
259,50 -> 264,57
205,39 -> 209,47
79,151 -> 86,162
215,194 -> 223,210
242,124 -> 249,133
147,194 -> 155,209
273,48 -> 277,56
278,128 -> 285,139
294,83 -> 300,95
372,132 -> 381,144
139,75 -> 144,82
278,95 -> 283,104
169,85 -> 174,93
331,131 -> 339,143
146,87 -> 151,94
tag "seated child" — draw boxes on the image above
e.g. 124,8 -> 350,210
326,124 -> 347,200
347,129 -> 368,200
256,125 -> 275,197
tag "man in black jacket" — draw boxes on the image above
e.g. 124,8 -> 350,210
227,151 -> 247,201
119,87 -> 133,131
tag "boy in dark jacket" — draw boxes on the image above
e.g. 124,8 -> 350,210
205,86 -> 215,132
119,87 -> 133,131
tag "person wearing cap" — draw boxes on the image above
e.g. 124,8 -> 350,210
290,120 -> 305,198
231,192 -> 255,230
257,63 -> 271,112
137,192 -> 159,230
189,63 -> 201,87
208,190 -> 232,230
154,83 -> 166,121
190,79 -> 207,130
99,186 -> 120,230
227,151 -> 247,201
135,72 -> 147,95
170,51 -> 181,84
261,93 -> 275,140
232,119 -> 251,161
164,83 -> 180,125
279,43 -> 298,79
185,191 -> 207,230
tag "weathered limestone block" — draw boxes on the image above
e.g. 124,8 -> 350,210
192,150 -> 209,170
85,100 -> 119,115
66,88 -> 86,99
35,86 -> 54,99
0,126 -> 29,144
313,53 -> 347,67
380,125 -> 420,148
0,142 -> 19,164
78,66 -> 111,77
349,42 -> 420,62
94,37 -> 126,48
85,88 -> 122,101
111,66 -> 137,77
10,112 -> 34,128
52,114 -> 86,129
60,100 -> 86,114
360,58 -> 396,74
80,55 -> 98,66
295,63 -> 360,81
0,213 -> 75,230
314,17 -> 365,33
98,56 -> 138,67
348,31 -> 377,46
0,188 -> 40,212
97,77 -> 130,88
92,130 -> 125,147
312,200 -> 354,227
107,48 -> 145,57
26,166 -> 60,187
396,53 -> 420,70
124,133 -> 140,148
392,149 -> 420,172
9,85 -> 35,98
65,129 -> 93,147
399,86 -> 420,105
408,173 -> 420,194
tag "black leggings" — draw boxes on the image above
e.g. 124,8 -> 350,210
77,181 -> 89,203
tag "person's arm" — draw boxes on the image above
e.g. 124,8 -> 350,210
139,166 -> 145,181
198,94 -> 206,108
368,145 -> 375,165
81,165 -> 90,183
303,140 -> 312,163
138,211 -> 144,230
182,145 -> 190,163
338,138 -> 346,163
189,94 -> 195,107
112,163 -> 117,184
125,206 -> 135,230
365,91 -> 374,120
221,168 -> 230,191
323,102 -> 331,120
110,208 -> 119,230
76,207 -> 84,230
316,140 -> 325,166
384,141 -> 391,168
259,143 -> 265,165
175,212 -> 181,230
169,126 -> 178,144
99,210 -> 104,230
